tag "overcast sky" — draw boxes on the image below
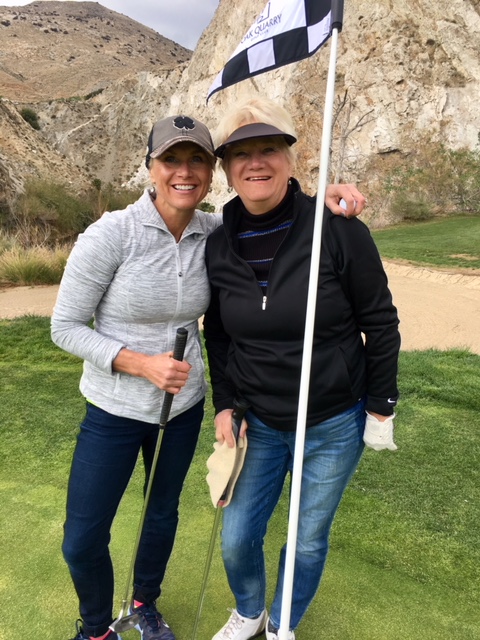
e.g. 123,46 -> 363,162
0,0 -> 221,49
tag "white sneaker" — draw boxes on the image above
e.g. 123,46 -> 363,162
212,608 -> 267,640
265,616 -> 295,640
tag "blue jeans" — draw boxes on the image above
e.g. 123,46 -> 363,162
62,399 -> 204,637
221,400 -> 365,630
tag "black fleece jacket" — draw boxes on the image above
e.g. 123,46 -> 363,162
204,181 -> 400,431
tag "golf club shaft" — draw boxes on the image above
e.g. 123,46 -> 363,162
113,328 -> 188,625
190,502 -> 222,640
191,397 -> 249,640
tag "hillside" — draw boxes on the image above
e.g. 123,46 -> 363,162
0,1 -> 191,101
0,0 -> 192,210
0,98 -> 91,208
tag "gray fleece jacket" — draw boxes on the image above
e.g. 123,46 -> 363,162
51,189 -> 222,424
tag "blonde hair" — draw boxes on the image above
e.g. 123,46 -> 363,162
214,97 -> 297,168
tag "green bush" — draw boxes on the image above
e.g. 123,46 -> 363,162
19,107 -> 40,130
390,194 -> 434,221
90,181 -> 142,217
4,179 -> 142,247
368,137 -> 480,222
448,147 -> 480,212
199,201 -> 216,213
85,88 -> 104,100
14,179 -> 93,243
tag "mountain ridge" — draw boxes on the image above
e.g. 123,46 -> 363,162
0,1 -> 191,101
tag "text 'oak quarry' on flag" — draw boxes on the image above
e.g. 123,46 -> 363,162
207,0 -> 333,101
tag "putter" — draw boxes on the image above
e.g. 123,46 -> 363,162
191,397 -> 250,640
110,327 -> 188,634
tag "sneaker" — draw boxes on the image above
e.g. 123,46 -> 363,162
69,619 -> 122,640
265,616 -> 295,640
130,602 -> 175,640
212,608 -> 267,640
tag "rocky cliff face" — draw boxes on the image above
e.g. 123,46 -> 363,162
171,0 -> 480,209
0,98 -> 92,207
1,0 -> 480,219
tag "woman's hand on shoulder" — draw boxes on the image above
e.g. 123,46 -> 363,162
325,183 -> 366,218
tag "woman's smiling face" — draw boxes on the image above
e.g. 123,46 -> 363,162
149,142 -> 213,217
224,136 -> 292,215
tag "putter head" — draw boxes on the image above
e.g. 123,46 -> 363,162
109,611 -> 141,633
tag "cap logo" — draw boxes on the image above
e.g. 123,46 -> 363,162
173,116 -> 195,130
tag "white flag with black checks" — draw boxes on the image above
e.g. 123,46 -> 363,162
207,0 -> 333,101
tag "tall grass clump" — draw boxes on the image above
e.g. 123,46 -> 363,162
90,179 -> 143,219
0,179 -> 142,286
11,179 -> 93,245
0,245 -> 69,285
0,229 -> 16,254
5,178 -> 142,247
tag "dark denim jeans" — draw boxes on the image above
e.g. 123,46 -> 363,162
62,399 -> 204,637
221,400 -> 365,630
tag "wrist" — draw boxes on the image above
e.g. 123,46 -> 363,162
113,348 -> 149,378
366,411 -> 392,422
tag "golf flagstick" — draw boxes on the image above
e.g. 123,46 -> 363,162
191,397 -> 250,640
110,327 -> 188,634
278,11 -> 344,640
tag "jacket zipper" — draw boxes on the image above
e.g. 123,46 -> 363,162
224,187 -> 299,312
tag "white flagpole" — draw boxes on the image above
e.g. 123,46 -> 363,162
278,24 -> 341,640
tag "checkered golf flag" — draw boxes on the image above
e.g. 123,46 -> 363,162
207,0 -> 335,101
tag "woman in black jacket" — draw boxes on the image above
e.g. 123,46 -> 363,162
204,97 -> 400,640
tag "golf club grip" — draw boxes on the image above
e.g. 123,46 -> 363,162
159,328 -> 188,427
231,397 -> 249,441
217,398 -> 250,504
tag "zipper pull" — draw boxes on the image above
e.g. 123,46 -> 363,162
262,296 -> 267,310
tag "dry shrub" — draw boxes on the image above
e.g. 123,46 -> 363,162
363,136 -> 480,226
0,245 -> 70,285
5,178 -> 142,248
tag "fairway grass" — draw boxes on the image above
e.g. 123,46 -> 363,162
0,317 -> 479,639
371,215 -> 480,271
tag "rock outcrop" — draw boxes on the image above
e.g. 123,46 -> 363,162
0,99 -> 92,214
169,0 -> 480,208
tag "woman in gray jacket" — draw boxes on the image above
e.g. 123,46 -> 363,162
51,114 -> 365,640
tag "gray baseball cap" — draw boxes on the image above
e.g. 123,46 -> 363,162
214,122 -> 297,159
145,115 -> 215,167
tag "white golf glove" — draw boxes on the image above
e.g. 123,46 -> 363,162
364,412 -> 398,451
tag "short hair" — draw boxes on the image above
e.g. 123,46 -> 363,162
214,97 -> 297,169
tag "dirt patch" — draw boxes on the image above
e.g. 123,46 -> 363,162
1,262 -> 480,355
0,284 -> 59,319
